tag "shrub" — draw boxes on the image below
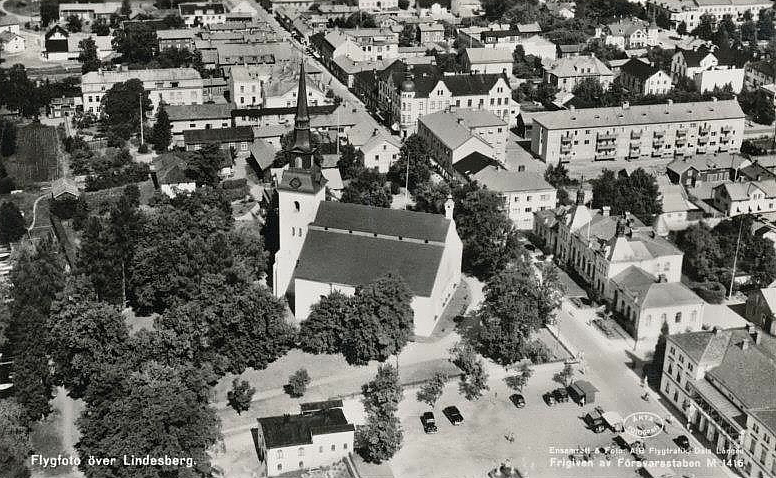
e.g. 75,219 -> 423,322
287,368 -> 311,397
138,143 -> 149,154
690,281 -> 726,304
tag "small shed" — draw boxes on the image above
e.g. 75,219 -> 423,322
568,380 -> 598,405
51,177 -> 80,201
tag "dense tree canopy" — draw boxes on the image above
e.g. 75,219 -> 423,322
359,364 -> 404,463
341,168 -> 392,208
0,202 -> 26,244
297,291 -> 353,354
388,134 -> 432,193
590,168 -> 662,222
112,23 -> 156,64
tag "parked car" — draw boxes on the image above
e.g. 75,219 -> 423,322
442,406 -> 464,425
509,393 -> 525,408
553,387 -> 570,403
585,408 -> 606,433
420,412 -> 438,434
675,435 -> 691,452
543,392 -> 556,406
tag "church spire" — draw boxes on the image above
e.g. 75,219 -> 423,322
288,61 -> 314,162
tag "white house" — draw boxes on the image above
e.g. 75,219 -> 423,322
713,180 -> 776,217
0,31 -> 25,54
461,47 -> 514,75
618,58 -> 672,96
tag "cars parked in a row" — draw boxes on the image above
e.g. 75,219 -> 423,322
420,406 -> 464,434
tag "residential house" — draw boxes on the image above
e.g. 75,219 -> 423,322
417,108 -> 508,173
51,177 -> 79,201
543,55 -> 614,94
262,67 -> 330,109
461,48 -> 513,75
157,29 -> 198,51
165,103 -> 234,147
254,407 -> 355,477
419,23 -> 445,43
557,43 -> 584,58
451,0 -> 480,17
58,2 -> 120,22
646,0 -> 773,31
470,168 -> 556,229
81,68 -> 204,115
0,31 -> 25,54
42,25 -> 69,61
746,287 -> 776,335
737,160 -> 776,182
0,17 -> 21,34
546,1 -> 575,19
268,0 -> 315,12
517,35 -> 557,61
653,182 -> 703,235
530,100 -> 745,166
347,122 -> 401,173
672,46 -> 744,93
660,328 -> 776,478
666,152 -> 749,187
183,125 -> 253,154
151,154 -> 196,198
618,58 -> 673,96
713,180 -> 776,217
382,62 -> 517,137
599,18 -> 658,50
178,2 -> 226,27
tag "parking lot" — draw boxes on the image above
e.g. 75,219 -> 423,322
383,363 -> 734,478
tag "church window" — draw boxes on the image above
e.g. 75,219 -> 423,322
294,201 -> 300,212
291,227 -> 295,236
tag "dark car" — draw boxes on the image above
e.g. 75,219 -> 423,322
543,392 -> 556,406
510,393 -> 526,408
675,435 -> 691,452
443,406 -> 464,425
553,387 -> 570,402
420,412 -> 438,434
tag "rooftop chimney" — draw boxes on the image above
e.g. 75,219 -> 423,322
445,194 -> 454,220
741,339 -> 750,351
602,206 -> 611,216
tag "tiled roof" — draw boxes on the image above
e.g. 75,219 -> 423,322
621,58 -> 662,81
453,152 -> 499,176
442,73 -> 503,96
278,168 -> 326,194
667,152 -> 746,175
464,47 -> 513,64
258,408 -> 354,449
472,168 -> 554,193
179,2 -> 225,15
611,266 -> 702,309
546,55 -> 613,79
183,126 -> 254,144
659,183 -> 698,213
156,28 -> 198,40
419,109 -> 503,150
715,180 -> 776,201
82,68 -> 202,85
59,2 -> 121,14
607,18 -> 649,37
533,100 -> 744,130
248,139 -> 275,170
165,103 -> 234,121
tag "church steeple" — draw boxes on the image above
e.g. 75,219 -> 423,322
287,61 -> 315,165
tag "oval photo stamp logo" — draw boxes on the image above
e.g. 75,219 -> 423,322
623,412 -> 665,438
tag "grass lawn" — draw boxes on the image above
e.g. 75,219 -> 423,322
0,189 -> 50,230
4,0 -> 37,17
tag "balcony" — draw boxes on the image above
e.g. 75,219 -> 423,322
676,129 -> 688,137
595,150 -> 617,161
721,124 -> 732,133
560,143 -> 572,153
675,136 -> 687,146
654,130 -> 665,138
653,139 -> 664,148
597,132 -> 617,142
631,130 -> 642,140
596,143 -> 616,152
561,135 -> 573,144
698,135 -> 709,145
699,125 -> 711,135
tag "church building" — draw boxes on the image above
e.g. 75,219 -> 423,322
272,62 -> 463,337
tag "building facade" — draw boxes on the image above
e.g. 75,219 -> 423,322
713,180 -> 776,217
530,99 -> 745,166
618,59 -> 672,96
179,2 -> 227,27
543,55 -> 614,94
647,0 -> 772,31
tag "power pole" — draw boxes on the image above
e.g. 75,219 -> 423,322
727,218 -> 743,300
139,93 -> 144,146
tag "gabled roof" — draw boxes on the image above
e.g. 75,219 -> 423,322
472,168 -> 554,193
183,126 -> 254,144
464,47 -> 513,65
715,180 -> 776,201
258,408 -> 354,449
606,17 -> 649,37
611,266 -> 702,309
621,58 -> 663,81
546,55 -> 613,79
166,103 -> 234,121
453,151 -> 499,176
441,73 -> 505,96
667,152 -> 746,175
51,177 -> 79,198
758,287 -> 776,313
248,139 -> 275,170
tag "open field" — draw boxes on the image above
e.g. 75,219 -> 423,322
3,0 -> 38,17
5,122 -> 59,186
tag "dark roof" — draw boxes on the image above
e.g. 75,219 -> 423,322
386,62 -> 442,98
294,228 -> 445,296
300,400 -> 343,414
45,25 -> 69,39
312,201 -> 450,243
277,167 -> 326,194
258,408 -> 354,449
621,58 -> 660,80
179,2 -> 225,15
183,126 -> 253,144
453,151 -> 499,176
558,44 -> 584,53
480,29 -> 519,39
442,73 -> 503,96
232,104 -> 337,118
739,162 -> 776,181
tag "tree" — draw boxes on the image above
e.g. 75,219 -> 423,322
504,362 -> 533,393
416,371 -> 447,408
40,0 -> 59,26
157,276 -> 294,376
571,77 -> 607,108
590,168 -> 662,222
398,0 -> 409,9
449,341 -> 489,400
151,105 -> 172,153
544,163 -> 578,206
758,8 -> 775,40
112,22 -> 156,64
412,180 -> 451,214
76,362 -> 221,478
1,120 -> 17,157
553,363 -> 575,387
342,273 -> 414,365
298,291 -> 352,354
185,143 -> 223,186
675,223 -> 722,281
66,15 -> 83,33
120,0 -> 132,16
341,168 -> 391,208
336,143 -> 364,180
359,364 -> 403,463
101,79 -> 152,140
691,13 -> 717,41
227,378 -> 255,414
739,89 -> 776,125
536,262 -> 565,326
512,45 -> 542,78
583,38 -> 626,62
399,24 -> 417,47
155,47 -> 204,71
287,368 -> 311,397
388,134 -> 432,194
651,320 -> 669,372
453,182 -> 523,278
91,17 -> 111,36
0,202 -> 26,244
78,38 -> 101,74
0,399 -> 32,477
677,21 -> 687,36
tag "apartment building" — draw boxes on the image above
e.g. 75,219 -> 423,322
534,197 -> 696,343
661,328 -> 776,478
417,108 -> 508,172
255,407 -> 355,477
457,23 -> 556,60
419,23 -> 445,43
543,55 -> 614,94
672,47 -> 744,93
461,48 -> 513,75
530,99 -> 745,166
165,103 -> 234,147
713,180 -> 776,217
81,68 -> 204,115
178,2 -> 227,27
58,2 -> 120,22
382,62 -> 517,137
598,17 -> 658,50
157,29 -> 198,51
647,0 -> 773,31
618,59 -> 672,96
474,168 -> 556,229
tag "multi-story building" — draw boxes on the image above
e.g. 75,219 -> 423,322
666,152 -> 749,187
341,28 -> 399,63
530,99 -> 745,166
461,47 -> 513,75
228,62 -> 329,109
419,23 -> 445,43
58,2 -> 120,22
451,0 -> 481,17
255,407 -> 355,477
381,62 -> 517,137
472,168 -> 556,229
745,287 -> 776,336
618,59 -> 673,96
346,122 -> 401,173
672,47 -> 744,92
81,68 -> 204,115
534,197 -> 698,343
178,2 -> 227,27
358,0 -> 398,10
417,108 -> 508,172
661,328 -> 776,478
165,103 -> 234,147
544,55 -> 614,94
157,29 -> 198,51
713,180 -> 776,217
229,64 -> 272,107
598,17 -> 658,50
647,0 -> 773,31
